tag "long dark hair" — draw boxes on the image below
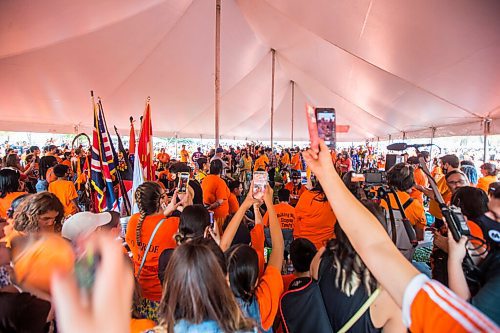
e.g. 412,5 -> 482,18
175,205 -> 210,244
0,168 -> 21,198
225,244 -> 259,303
134,182 -> 163,244
158,240 -> 254,333
323,201 -> 384,296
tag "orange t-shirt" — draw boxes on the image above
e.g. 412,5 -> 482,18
13,233 -> 75,295
251,224 -> 265,277
201,175 -> 230,219
291,154 -> 302,171
256,265 -> 284,330
0,192 -> 27,218
130,318 -> 156,333
48,179 -> 78,216
125,214 -> 179,301
293,190 -> 336,249
477,175 -> 497,194
403,274 -> 497,332
157,152 -> 170,164
379,191 -> 426,229
281,153 -> 290,166
180,149 -> 189,163
263,202 -> 295,230
410,168 -> 429,204
284,182 -> 306,206
228,193 -> 240,214
254,155 -> 269,171
429,175 -> 451,219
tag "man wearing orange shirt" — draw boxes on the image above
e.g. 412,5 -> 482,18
228,180 -> 242,214
179,145 -> 189,164
48,164 -> 79,217
290,148 -> 302,171
202,159 -> 230,222
284,171 -> 306,207
407,156 -> 429,204
425,155 -> 460,220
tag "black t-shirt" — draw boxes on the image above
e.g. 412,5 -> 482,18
189,179 -> 203,206
474,214 -> 500,249
0,292 -> 51,333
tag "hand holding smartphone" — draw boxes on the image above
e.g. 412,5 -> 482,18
306,104 -> 336,151
252,171 -> 268,200
177,172 -> 190,194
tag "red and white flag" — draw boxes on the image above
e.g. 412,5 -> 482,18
137,100 -> 154,181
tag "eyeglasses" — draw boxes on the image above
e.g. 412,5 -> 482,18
447,180 -> 466,186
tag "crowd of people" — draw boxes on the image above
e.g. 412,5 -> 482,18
0,138 -> 499,332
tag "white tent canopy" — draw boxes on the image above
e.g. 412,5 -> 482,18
1,0 -> 499,142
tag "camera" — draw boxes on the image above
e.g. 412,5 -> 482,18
363,170 -> 387,185
441,205 -> 470,241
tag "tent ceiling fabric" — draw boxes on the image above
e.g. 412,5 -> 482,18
0,0 -> 499,141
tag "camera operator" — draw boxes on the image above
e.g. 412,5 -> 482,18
380,163 -> 426,241
341,171 -> 367,201
448,184 -> 500,324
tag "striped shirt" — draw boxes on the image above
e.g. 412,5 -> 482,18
403,274 -> 498,332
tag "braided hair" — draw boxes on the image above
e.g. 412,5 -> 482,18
134,182 -> 163,244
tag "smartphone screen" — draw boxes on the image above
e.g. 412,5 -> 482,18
300,171 -> 308,185
306,104 -> 319,151
253,171 -> 268,200
178,172 -> 190,194
209,211 -> 214,228
315,107 -> 336,149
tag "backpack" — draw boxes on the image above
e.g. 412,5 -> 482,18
384,194 -> 418,261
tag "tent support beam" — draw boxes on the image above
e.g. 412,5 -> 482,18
483,118 -> 491,162
291,80 -> 295,148
429,127 -> 436,166
215,0 -> 221,148
270,49 -> 276,149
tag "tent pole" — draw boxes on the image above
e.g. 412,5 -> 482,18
483,118 -> 491,162
270,49 -> 276,149
215,0 -> 221,148
429,127 -> 436,167
291,80 -> 295,148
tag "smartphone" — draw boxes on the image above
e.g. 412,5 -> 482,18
253,171 -> 268,200
178,172 -> 190,194
306,104 -> 319,151
315,107 -> 336,149
300,171 -> 308,185
351,173 -> 365,182
209,211 -> 214,229
74,245 -> 100,292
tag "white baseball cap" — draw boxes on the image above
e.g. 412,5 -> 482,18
62,212 -> 113,241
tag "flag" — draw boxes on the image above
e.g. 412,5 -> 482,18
131,143 -> 144,214
90,97 -> 119,212
137,100 -> 154,181
129,116 -> 136,156
114,126 -> 133,181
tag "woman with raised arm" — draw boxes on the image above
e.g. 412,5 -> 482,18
221,185 -> 284,332
302,141 -> 497,332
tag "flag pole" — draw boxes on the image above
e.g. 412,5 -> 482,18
113,125 -> 132,216
291,80 -> 295,148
